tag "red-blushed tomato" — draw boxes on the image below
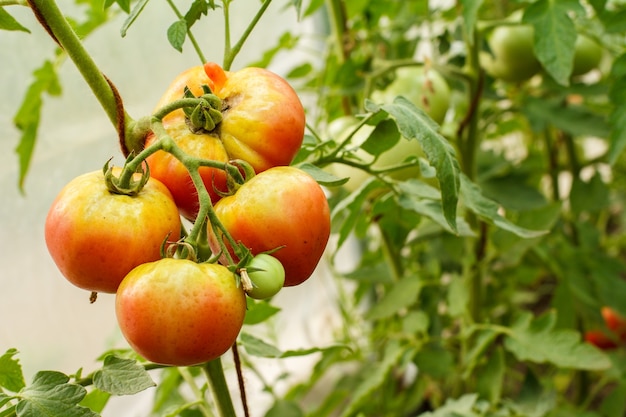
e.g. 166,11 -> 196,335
115,258 -> 246,366
584,330 -> 618,350
244,254 -> 285,299
44,169 -> 181,294
209,166 -> 330,287
146,63 -> 306,219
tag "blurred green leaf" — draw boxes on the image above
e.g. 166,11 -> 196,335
418,394 -> 479,417
374,96 -> 460,232
120,0 -> 150,37
523,0 -> 584,85
298,162 -> 349,187
360,119 -> 400,156
0,349 -> 25,393
265,400 -> 304,417
14,60 -> 61,192
167,19 -> 187,52
504,311 -> 612,370
244,299 -> 281,325
0,7 -> 30,32
366,274 -> 423,320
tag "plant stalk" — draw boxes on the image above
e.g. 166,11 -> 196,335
203,357 -> 237,417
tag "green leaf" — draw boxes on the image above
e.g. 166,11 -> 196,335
92,355 -> 155,395
504,311 -> 612,370
0,349 -> 25,393
570,172 -> 610,215
104,0 -> 130,13
167,19 -> 187,52
339,341 -> 406,417
523,0 -> 584,85
120,0 -> 151,37
417,394 -> 479,417
0,7 -> 30,32
375,96 -> 460,232
476,346 -> 505,403
607,54 -> 626,164
462,328 -> 500,379
16,371 -> 98,417
360,119 -> 400,156
14,60 -> 61,192
297,163 -> 349,187
460,174 -> 547,238
600,379 -> 626,417
331,177 -> 385,249
243,299 -> 281,325
459,0 -> 483,45
366,274 -> 422,320
239,333 -> 347,359
78,389 -> 110,414
265,400 -> 304,417
184,0 -> 214,29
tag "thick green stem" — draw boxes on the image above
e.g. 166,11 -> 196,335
222,0 -> 273,70
27,0 -> 134,137
202,357 -> 237,417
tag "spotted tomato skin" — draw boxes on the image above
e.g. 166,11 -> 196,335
45,169 -> 181,293
115,258 -> 246,366
210,166 -> 331,287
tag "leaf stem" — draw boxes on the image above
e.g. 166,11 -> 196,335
222,0 -> 273,70
202,357 -> 237,417
178,367 -> 215,417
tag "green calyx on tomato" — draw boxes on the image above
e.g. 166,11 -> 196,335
241,254 -> 286,299
45,168 -> 182,294
182,84 -> 224,133
208,166 -> 331,287
116,258 -> 246,366
480,24 -> 541,83
145,62 -> 306,220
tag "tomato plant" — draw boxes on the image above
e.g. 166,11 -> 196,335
116,258 -> 246,366
44,167 -> 181,294
4,1 -> 626,417
145,62 -> 306,219
210,166 -> 331,287
243,254 -> 285,300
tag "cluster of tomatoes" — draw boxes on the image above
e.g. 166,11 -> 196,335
44,62 -> 331,366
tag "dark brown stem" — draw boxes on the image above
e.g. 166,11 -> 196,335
232,343 -> 250,417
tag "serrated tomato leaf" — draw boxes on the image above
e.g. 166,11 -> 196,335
376,96 -> 460,232
460,174 -> 547,238
14,60 -> 61,192
522,0 -> 584,85
504,311 -> 612,370
0,349 -> 25,393
15,371 -> 98,417
92,355 -> 155,396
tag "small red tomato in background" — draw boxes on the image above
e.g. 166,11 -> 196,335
44,169 -> 181,294
584,330 -> 618,350
601,306 -> 626,340
145,63 -> 306,219
209,166 -> 331,287
115,258 -> 246,366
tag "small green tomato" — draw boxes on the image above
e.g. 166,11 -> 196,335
244,254 -> 286,299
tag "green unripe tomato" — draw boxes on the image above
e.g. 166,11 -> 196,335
245,254 -> 286,299
480,24 -> 541,83
572,35 -> 603,77
371,66 -> 450,125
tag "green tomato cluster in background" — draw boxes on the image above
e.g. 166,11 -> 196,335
480,24 -> 604,83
